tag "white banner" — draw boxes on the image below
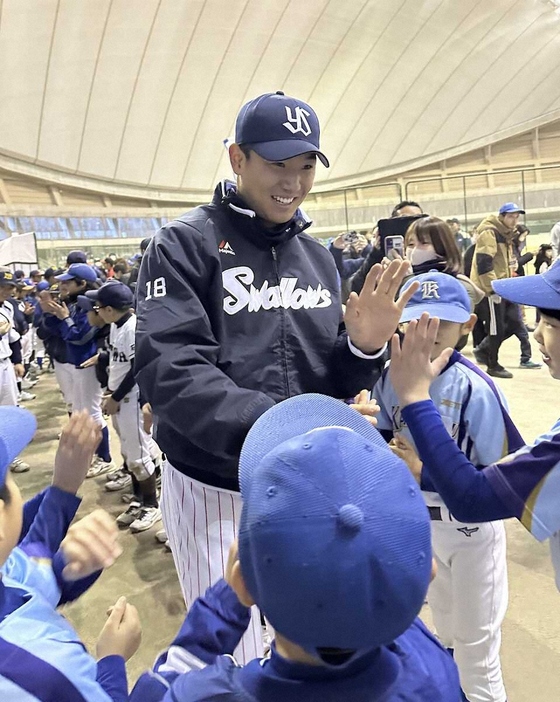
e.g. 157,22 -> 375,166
0,232 -> 38,268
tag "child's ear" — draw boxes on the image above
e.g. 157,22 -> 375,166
229,560 -> 256,608
461,313 -> 477,334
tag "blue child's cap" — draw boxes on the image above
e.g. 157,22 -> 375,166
499,202 -> 525,215
36,281 -> 50,292
0,407 -> 36,489
55,263 -> 97,283
400,271 -> 472,324
84,280 -> 133,309
235,92 -> 329,168
493,258 -> 560,310
238,394 -> 431,655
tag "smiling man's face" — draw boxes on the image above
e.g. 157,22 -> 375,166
231,147 -> 316,229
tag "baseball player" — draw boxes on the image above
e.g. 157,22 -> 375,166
41,263 -> 114,474
373,272 -> 523,702
81,281 -> 161,533
0,271 -> 29,473
135,91 -> 415,662
130,394 -> 461,702
387,260 -> 560,590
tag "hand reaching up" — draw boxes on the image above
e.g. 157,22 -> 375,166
96,596 -> 142,662
53,411 -> 101,494
60,509 -> 122,581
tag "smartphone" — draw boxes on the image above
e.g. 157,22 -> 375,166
343,231 -> 359,245
384,235 -> 405,260
378,214 -> 427,253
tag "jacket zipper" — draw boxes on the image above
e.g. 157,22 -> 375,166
271,246 -> 291,397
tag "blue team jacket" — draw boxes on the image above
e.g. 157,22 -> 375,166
130,580 -> 461,702
43,301 -> 98,368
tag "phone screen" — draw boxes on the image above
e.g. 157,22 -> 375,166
384,235 -> 405,260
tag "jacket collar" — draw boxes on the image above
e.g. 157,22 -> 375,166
213,180 -> 313,249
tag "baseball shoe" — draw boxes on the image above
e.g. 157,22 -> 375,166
105,469 -> 132,492
86,457 -> 116,479
116,502 -> 142,527
18,390 -> 36,402
519,360 -> 542,369
21,377 -> 38,390
473,346 -> 490,366
10,457 -> 30,473
487,365 -> 513,379
129,507 -> 162,533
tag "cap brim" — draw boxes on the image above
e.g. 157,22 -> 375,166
492,276 -> 560,309
400,304 -> 471,324
54,273 -> 73,281
500,209 -> 525,215
239,393 -> 388,496
250,141 -> 329,168
76,295 -> 94,311
0,407 -> 36,481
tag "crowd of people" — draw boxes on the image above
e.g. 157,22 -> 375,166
1,90 -> 560,701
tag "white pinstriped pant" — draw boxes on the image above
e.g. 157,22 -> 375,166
161,461 -> 264,664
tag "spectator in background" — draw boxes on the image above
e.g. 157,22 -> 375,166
113,261 -> 130,287
512,224 -> 533,276
127,237 -> 152,291
66,250 -> 87,266
103,258 -> 115,279
471,203 -> 531,378
535,244 -> 554,275
446,218 -> 472,254
328,232 -> 371,303
351,201 -> 424,294
550,219 -> 560,258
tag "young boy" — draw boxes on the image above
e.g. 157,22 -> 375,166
372,272 -> 524,702
388,261 -> 560,589
82,280 -> 161,533
0,407 -> 141,700
130,393 -> 461,701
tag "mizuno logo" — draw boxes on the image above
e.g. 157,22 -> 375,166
222,266 -> 332,315
283,106 -> 312,136
219,241 -> 235,255
457,526 -> 479,538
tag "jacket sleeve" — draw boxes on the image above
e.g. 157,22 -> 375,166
474,229 -> 498,295
58,309 -> 97,346
135,223 -> 275,461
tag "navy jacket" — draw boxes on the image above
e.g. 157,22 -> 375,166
43,301 -> 98,368
135,181 -> 384,490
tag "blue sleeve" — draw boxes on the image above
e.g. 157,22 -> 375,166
130,579 -> 250,699
401,400 -> 514,522
20,491 -> 47,541
96,655 -> 129,702
58,309 -> 97,345
20,487 -> 81,560
51,550 -> 102,604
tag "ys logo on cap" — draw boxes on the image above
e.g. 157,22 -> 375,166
420,281 -> 440,300
283,106 -> 312,136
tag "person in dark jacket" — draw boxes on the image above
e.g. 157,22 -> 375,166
135,91 -> 416,663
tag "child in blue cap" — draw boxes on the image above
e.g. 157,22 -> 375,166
131,393 -> 460,701
373,271 -> 523,702
388,260 -> 560,589
0,408 -> 141,700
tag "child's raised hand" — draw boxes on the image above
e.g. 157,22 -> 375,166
389,313 -> 453,407
60,509 -> 122,580
53,411 -> 102,494
96,596 -> 142,662
350,389 -> 380,427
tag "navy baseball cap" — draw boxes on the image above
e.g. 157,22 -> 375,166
83,280 -> 133,309
66,250 -> 87,265
493,259 -> 560,309
238,394 -> 431,655
235,91 -> 329,168
0,407 -> 36,489
400,271 -> 472,324
0,270 -> 17,286
55,263 -> 97,283
499,202 -> 525,215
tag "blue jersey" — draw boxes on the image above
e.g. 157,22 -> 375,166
131,580 -> 460,702
373,350 -> 524,508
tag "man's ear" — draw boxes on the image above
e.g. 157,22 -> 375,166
229,560 -> 256,608
229,144 -> 245,175
461,313 -> 477,334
